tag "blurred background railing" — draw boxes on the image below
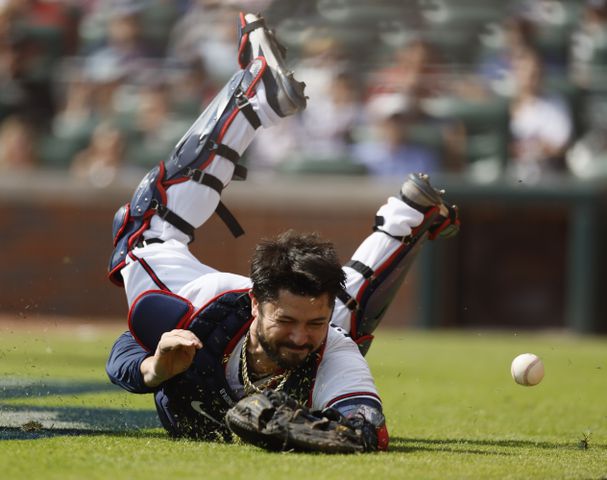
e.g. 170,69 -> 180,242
1,0 -> 606,331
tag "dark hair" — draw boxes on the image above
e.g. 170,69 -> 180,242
250,230 -> 346,304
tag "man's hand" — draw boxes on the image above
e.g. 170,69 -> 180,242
140,329 -> 203,388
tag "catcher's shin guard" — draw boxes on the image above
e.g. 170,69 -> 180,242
339,173 -> 460,355
109,59 -> 272,285
109,13 -> 307,286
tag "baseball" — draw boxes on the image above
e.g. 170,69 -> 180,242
511,353 -> 544,386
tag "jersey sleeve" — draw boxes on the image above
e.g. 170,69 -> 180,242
310,326 -> 382,411
106,331 -> 156,394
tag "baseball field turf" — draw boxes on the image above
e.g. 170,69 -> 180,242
0,320 -> 605,480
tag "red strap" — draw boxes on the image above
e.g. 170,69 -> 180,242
428,216 -> 451,240
353,334 -> 374,345
377,423 -> 390,451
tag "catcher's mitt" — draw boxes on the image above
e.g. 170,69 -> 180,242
225,390 -> 374,453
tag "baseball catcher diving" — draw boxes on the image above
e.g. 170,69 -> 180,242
105,12 -> 459,453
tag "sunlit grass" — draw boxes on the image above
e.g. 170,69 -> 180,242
1,324 -> 606,479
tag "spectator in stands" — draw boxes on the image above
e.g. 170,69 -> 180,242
0,5 -> 55,130
352,93 -> 440,176
243,116 -> 298,171
166,57 -> 217,119
246,35 -> 360,171
365,36 -> 466,172
293,70 -> 366,160
246,69 -> 366,171
509,47 -> 573,179
291,35 -> 350,102
570,0 -> 607,89
70,121 -> 125,188
47,52 -> 126,168
566,121 -> 607,179
0,115 -> 38,170
566,82 -> 607,179
124,78 -> 190,168
83,2 -> 151,83
66,2 -> 154,134
79,0 -> 187,55
18,0 -> 80,55
368,38 -> 444,100
52,67 -> 96,137
167,1 -> 240,83
474,15 -> 537,97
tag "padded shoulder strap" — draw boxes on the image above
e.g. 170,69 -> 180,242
128,290 -> 195,351
186,290 -> 251,357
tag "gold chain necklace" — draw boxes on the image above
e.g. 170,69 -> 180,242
240,330 -> 291,395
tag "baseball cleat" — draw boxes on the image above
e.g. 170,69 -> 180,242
400,172 -> 448,214
400,172 -> 460,239
238,12 -> 307,117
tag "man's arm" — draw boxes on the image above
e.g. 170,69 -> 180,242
139,329 -> 203,388
311,328 -> 389,450
106,331 -> 155,393
106,329 -> 202,392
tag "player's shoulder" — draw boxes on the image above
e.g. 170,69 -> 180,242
210,272 -> 252,289
180,272 -> 252,308
324,324 -> 359,352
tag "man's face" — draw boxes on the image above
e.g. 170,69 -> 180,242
251,290 -> 333,370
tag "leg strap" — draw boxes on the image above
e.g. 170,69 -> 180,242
146,169 -> 241,244
215,202 -> 245,238
345,260 -> 374,279
209,141 -> 240,164
237,14 -> 288,69
187,168 -> 245,237
235,88 -> 262,131
151,200 -> 196,241
240,18 -> 266,34
188,169 -> 225,192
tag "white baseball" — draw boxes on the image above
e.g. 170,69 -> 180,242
511,353 -> 544,386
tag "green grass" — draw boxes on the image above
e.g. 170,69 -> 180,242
1,324 -> 606,480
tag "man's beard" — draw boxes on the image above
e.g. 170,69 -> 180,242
256,321 -> 315,370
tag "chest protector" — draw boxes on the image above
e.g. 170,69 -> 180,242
128,290 -> 322,440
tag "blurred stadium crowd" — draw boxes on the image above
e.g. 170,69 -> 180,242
1,0 -> 607,186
